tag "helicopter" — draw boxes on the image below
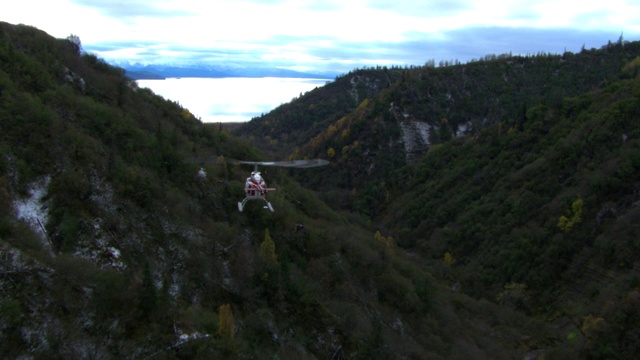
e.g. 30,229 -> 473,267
235,159 -> 329,212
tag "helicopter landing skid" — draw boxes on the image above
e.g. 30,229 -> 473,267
237,196 -> 274,212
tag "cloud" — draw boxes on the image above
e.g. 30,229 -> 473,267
69,0 -> 193,19
7,0 -> 640,75
368,0 -> 475,17
87,25 -> 629,75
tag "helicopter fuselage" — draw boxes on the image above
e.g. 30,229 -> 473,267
233,159 -> 329,212
238,181 -> 276,212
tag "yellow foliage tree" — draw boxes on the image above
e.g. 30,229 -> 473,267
558,198 -> 584,232
218,303 -> 235,339
375,231 -> 396,255
581,314 -> 606,338
326,124 -> 338,138
374,230 -> 384,246
622,55 -> 640,73
443,252 -> 456,267
259,228 -> 278,268
386,235 -> 396,255
181,108 -> 192,120
356,99 -> 369,111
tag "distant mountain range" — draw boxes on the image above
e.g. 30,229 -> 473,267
120,62 -> 339,80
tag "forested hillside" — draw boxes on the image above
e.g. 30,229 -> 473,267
385,70 -> 640,359
235,38 -> 640,359
236,38 -> 639,217
235,67 -> 406,159
0,22 -> 566,359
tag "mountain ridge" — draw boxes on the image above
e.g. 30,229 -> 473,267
234,37 -> 640,358
235,39 -> 640,218
1,21 -> 548,359
2,21 -> 640,359
120,62 -> 339,80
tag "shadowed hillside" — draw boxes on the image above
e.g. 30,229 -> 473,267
386,72 -> 640,359
236,36 -> 640,358
0,22 -> 559,359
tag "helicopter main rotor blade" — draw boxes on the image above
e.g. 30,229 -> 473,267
185,157 -> 330,168
235,159 -> 329,168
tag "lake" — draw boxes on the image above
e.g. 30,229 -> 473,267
137,77 -> 330,123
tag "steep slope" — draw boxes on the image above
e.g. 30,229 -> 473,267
384,71 -> 640,358
233,67 -> 406,159
0,22 -> 548,359
235,37 -> 640,358
237,39 -> 640,218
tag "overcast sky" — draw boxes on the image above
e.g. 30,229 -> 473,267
5,0 -> 640,75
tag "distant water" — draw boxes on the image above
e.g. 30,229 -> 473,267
137,77 -> 330,123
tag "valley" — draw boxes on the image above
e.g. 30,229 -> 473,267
1,22 -> 639,359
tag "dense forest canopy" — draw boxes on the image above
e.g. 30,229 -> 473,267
1,22 -> 639,359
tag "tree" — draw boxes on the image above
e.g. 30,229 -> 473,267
496,282 -> 528,310
258,228 -> 277,268
139,262 -> 158,320
375,230 -> 396,256
327,147 -> 336,159
217,304 -> 235,340
443,252 -> 456,267
66,34 -> 82,54
215,155 -> 228,179
581,314 -> 605,338
558,199 -> 584,232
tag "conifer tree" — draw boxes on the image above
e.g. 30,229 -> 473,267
139,262 -> 157,320
258,228 -> 278,268
215,155 -> 227,179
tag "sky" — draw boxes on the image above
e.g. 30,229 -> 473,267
4,0 -> 640,75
